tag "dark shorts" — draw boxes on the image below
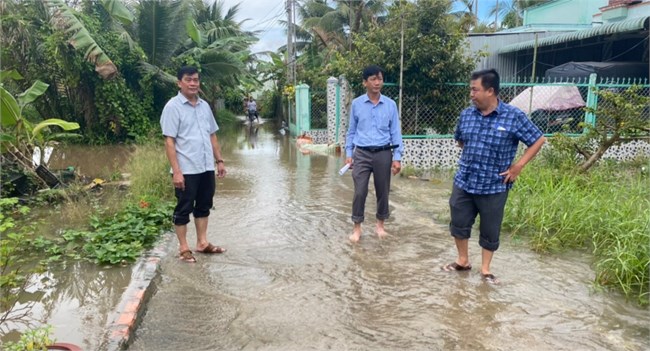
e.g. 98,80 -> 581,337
172,171 -> 215,225
449,185 -> 509,252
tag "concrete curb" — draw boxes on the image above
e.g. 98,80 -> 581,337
104,232 -> 173,351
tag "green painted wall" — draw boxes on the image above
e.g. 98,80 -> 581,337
524,0 -> 608,25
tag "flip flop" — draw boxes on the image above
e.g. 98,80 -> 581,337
179,250 -> 196,263
196,243 -> 226,254
441,262 -> 472,271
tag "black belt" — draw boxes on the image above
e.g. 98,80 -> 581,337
356,144 -> 399,152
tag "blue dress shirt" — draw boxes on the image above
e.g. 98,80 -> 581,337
160,92 -> 219,175
453,100 -> 543,194
345,93 -> 404,161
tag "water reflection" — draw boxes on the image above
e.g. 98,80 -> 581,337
47,145 -> 134,179
246,124 -> 259,149
1,261 -> 130,350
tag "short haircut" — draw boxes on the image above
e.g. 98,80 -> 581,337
471,69 -> 500,95
177,66 -> 200,81
362,65 -> 384,81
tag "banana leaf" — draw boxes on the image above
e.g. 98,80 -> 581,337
0,87 -> 20,127
17,81 -> 49,108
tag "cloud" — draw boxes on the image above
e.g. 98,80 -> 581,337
219,0 -> 287,53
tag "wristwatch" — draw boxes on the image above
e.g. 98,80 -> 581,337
216,159 -> 224,164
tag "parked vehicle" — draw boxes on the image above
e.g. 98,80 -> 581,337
509,85 -> 586,134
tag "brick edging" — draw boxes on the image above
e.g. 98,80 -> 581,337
104,231 -> 173,351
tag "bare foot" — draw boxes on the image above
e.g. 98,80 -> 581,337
376,226 -> 388,239
349,231 -> 361,243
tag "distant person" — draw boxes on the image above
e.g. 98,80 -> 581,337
442,69 -> 546,283
344,65 -> 403,243
160,66 -> 227,263
247,97 -> 259,123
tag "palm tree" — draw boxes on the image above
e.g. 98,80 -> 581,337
487,0 -> 552,29
134,0 -> 189,69
450,0 -> 479,32
296,0 -> 388,52
179,0 -> 258,110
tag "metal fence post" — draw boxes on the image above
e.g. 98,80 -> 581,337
585,73 -> 598,129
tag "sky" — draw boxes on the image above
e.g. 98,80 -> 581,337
220,0 -> 288,54
219,0 -> 502,54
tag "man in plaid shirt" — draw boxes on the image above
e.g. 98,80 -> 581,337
442,69 -> 546,284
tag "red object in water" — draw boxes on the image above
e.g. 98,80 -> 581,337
47,343 -> 83,351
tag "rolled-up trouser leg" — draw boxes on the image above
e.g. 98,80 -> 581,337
475,190 -> 509,252
351,148 -> 373,223
373,149 -> 393,220
173,174 -> 199,225
193,171 -> 215,218
449,185 -> 478,239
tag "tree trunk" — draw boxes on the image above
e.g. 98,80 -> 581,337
578,135 -> 618,173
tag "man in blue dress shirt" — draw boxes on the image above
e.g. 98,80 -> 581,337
442,69 -> 546,283
345,65 -> 404,243
161,66 -> 228,263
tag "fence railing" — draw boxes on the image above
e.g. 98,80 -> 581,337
297,76 -> 649,142
362,77 -> 649,138
311,90 -> 328,129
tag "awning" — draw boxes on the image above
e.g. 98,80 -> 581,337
498,15 -> 649,54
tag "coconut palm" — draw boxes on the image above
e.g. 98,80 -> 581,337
133,0 -> 189,68
449,0 -> 494,33
487,0 -> 552,29
296,0 -> 388,51
177,0 -> 258,109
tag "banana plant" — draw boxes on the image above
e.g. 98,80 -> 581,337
43,0 -> 118,79
0,70 -> 80,169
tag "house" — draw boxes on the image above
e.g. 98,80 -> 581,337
468,0 -> 649,79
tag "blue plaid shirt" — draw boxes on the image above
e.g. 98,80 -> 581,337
453,100 -> 543,194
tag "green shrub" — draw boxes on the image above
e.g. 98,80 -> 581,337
1,325 -> 54,351
504,158 -> 650,305
60,200 -> 173,264
215,109 -> 237,126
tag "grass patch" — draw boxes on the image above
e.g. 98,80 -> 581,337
126,142 -> 174,202
503,157 -> 650,305
215,109 -> 237,126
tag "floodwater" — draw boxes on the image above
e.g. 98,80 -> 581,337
0,261 -> 131,349
126,122 -> 649,351
47,144 -> 135,179
1,144 -> 135,349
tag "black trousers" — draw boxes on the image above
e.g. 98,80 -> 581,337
448,185 -> 509,252
172,171 -> 215,225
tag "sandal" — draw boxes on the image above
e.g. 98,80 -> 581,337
196,243 -> 226,254
441,262 -> 472,271
179,250 -> 197,263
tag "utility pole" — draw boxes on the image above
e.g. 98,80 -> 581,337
398,3 -> 404,121
286,0 -> 294,85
